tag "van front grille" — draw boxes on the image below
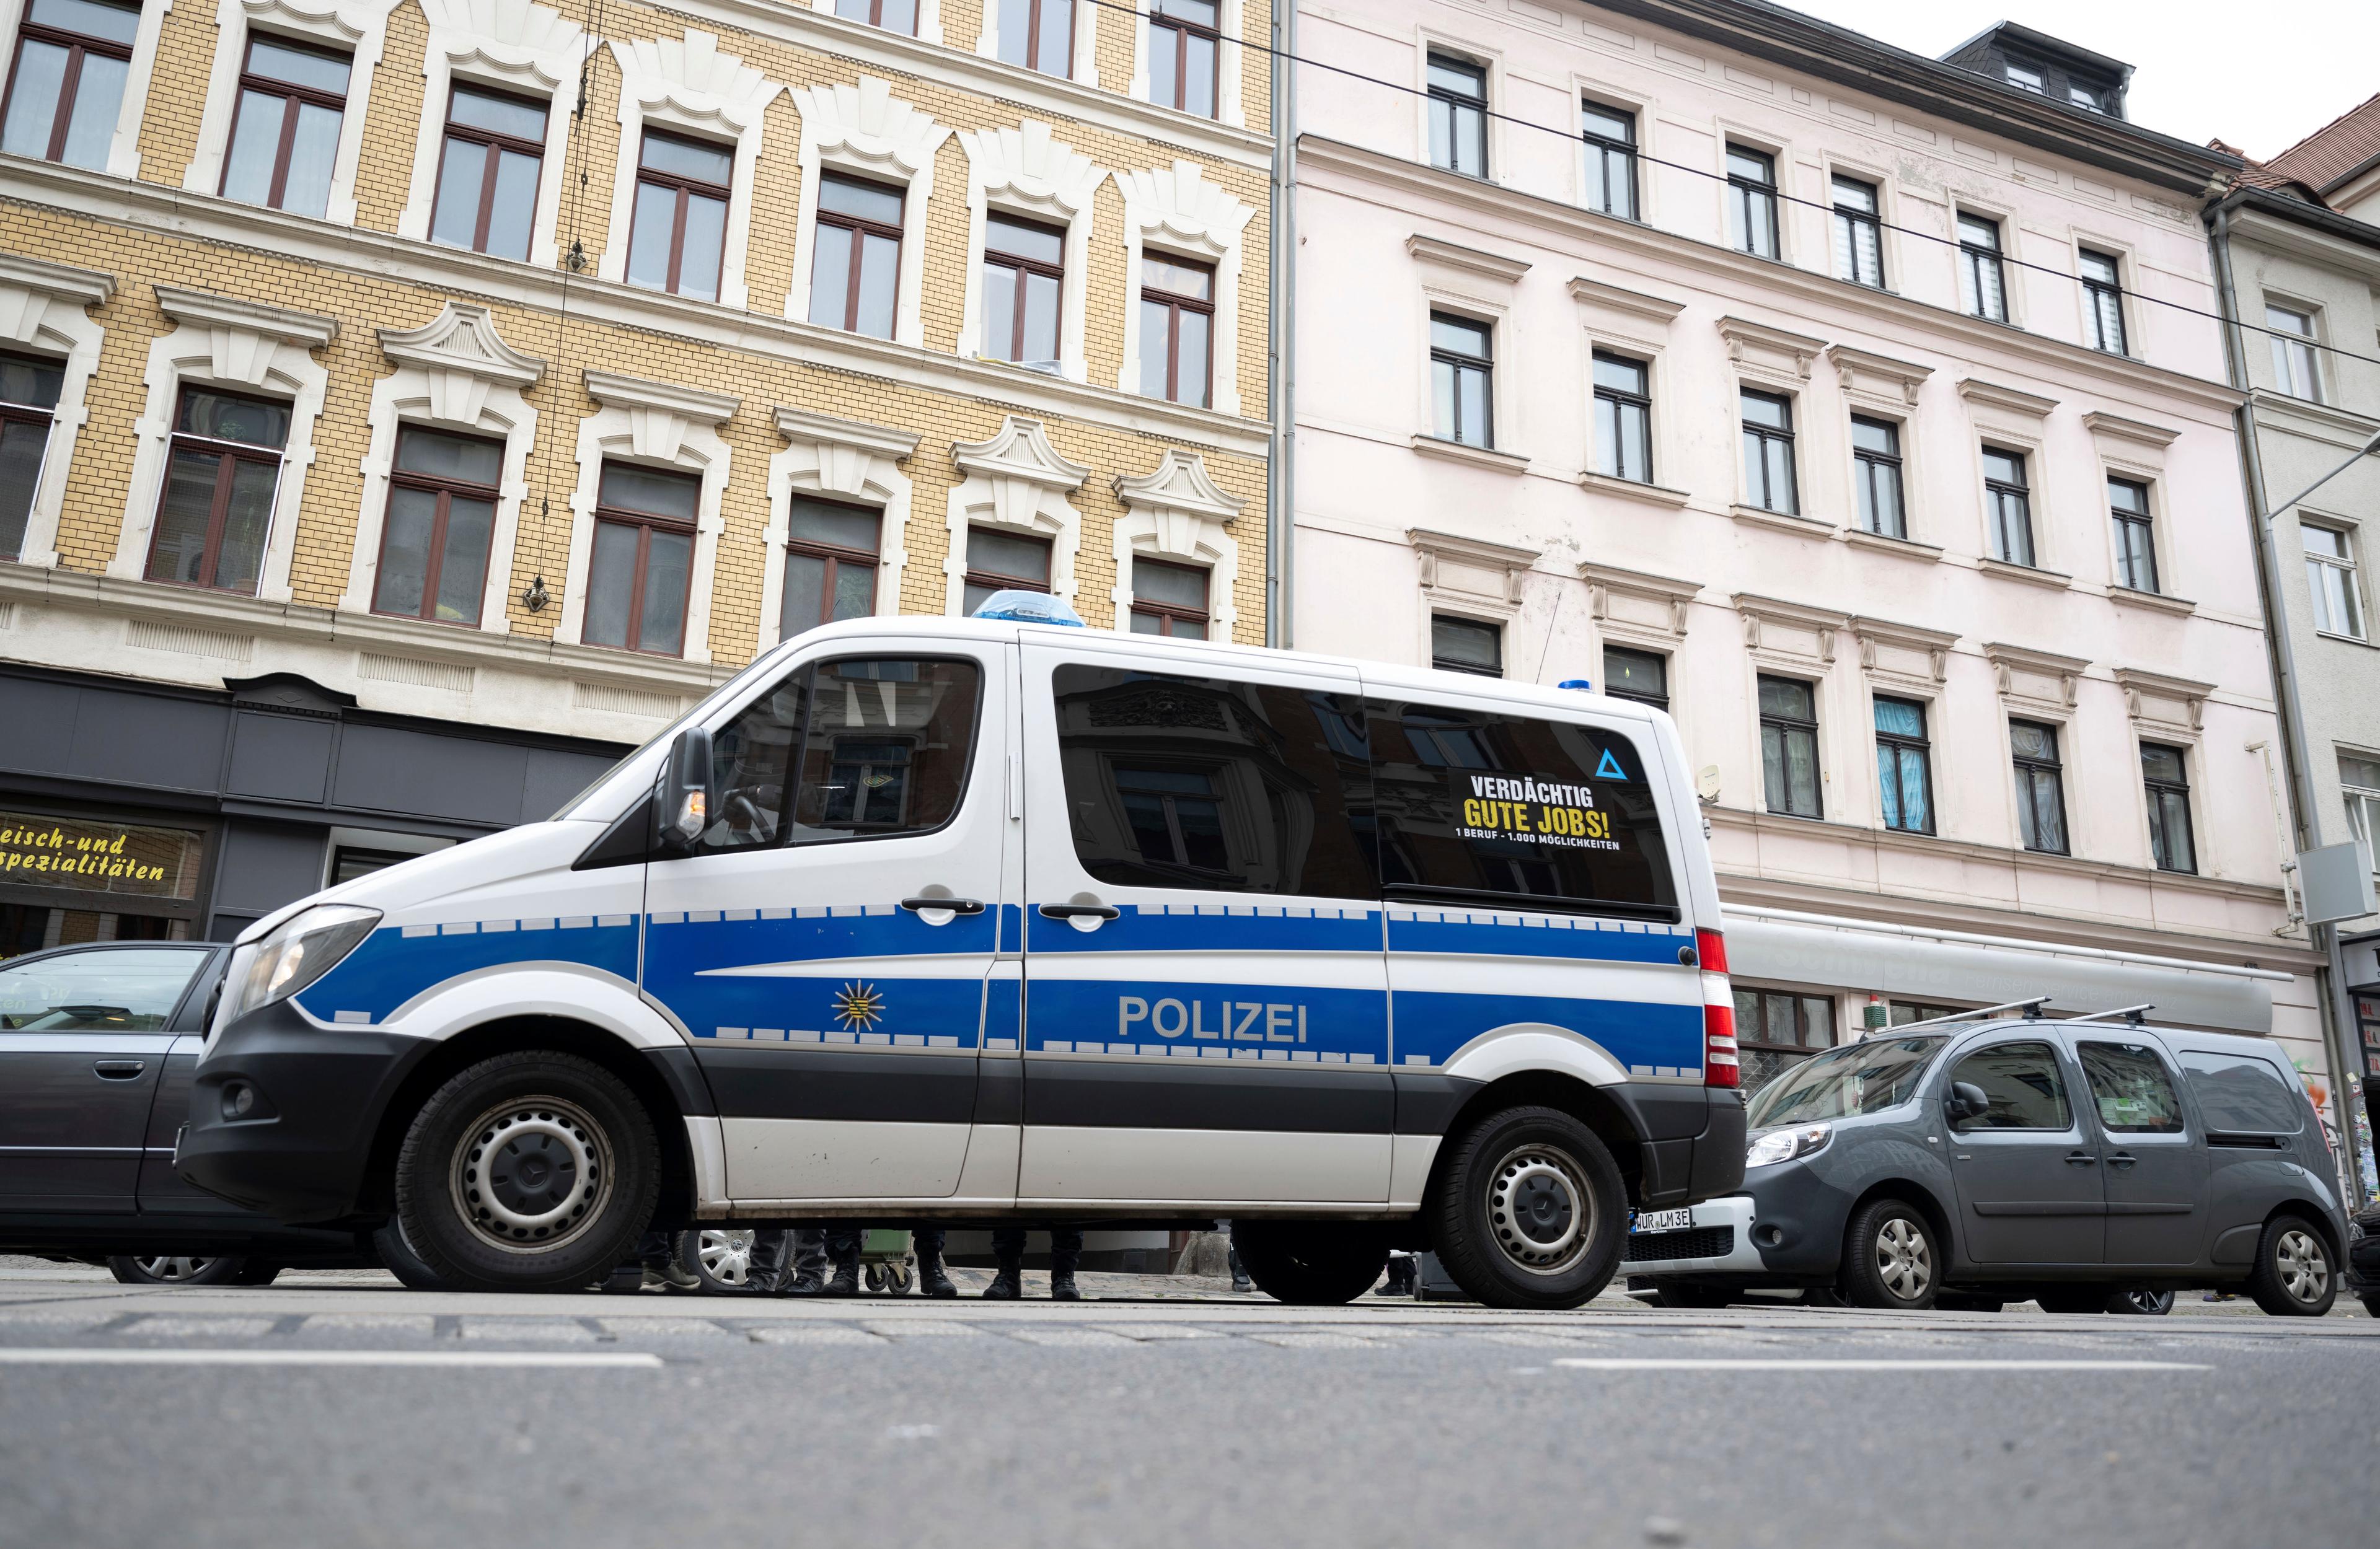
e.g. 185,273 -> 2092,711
1623,1226 -> 1734,1263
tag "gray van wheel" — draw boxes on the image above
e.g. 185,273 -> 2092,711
1838,1199 -> 1937,1310
1429,1105 -> 1625,1310
2246,1215 -> 2337,1317
395,1051 -> 659,1294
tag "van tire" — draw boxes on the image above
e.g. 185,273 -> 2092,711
1428,1105 -> 1626,1310
371,1216 -> 453,1292
1837,1199 -> 1939,1310
1230,1221 -> 1389,1305
394,1051 -> 659,1294
2246,1214 -> 2337,1317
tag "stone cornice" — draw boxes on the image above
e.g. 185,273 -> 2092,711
584,370 -> 740,427
1956,377 -> 2059,418
378,302 -> 544,387
1851,614 -> 1959,682
155,284 -> 338,349
0,252 -> 113,309
1409,528 -> 1541,604
1409,434 -> 1531,475
1983,640 -> 2090,706
1828,343 -> 1932,406
1405,234 -> 1530,283
1114,449 -> 1244,522
1717,315 -> 1825,379
1580,561 -> 1701,634
2081,410 -> 2181,449
772,405 -> 920,461
2113,665 -> 2216,727
1568,276 -> 1688,323
1298,136 -> 2245,418
953,416 -> 1091,491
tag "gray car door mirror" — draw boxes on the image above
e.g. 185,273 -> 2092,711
1944,1081 -> 1991,1125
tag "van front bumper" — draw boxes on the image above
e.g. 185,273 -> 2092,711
174,1001 -> 431,1225
1621,1195 -> 1765,1275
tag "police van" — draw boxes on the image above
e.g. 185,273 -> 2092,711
176,603 -> 1746,1307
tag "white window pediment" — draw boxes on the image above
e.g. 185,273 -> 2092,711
397,0 -> 585,268
584,369 -> 741,465
154,284 -> 339,392
1114,160 -> 1253,415
783,77 -> 951,348
0,255 -> 112,569
377,301 -> 546,421
945,415 -> 1088,613
183,0 -> 403,227
958,123 -> 1104,380
1112,449 -> 1245,638
599,30 -> 784,310
760,406 -> 923,652
0,255 -> 112,351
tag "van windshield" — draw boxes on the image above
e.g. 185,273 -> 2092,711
1747,1035 -> 1948,1126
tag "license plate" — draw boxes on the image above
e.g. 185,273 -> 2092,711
1630,1207 -> 1695,1235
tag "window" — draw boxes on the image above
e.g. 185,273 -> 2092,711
1739,388 -> 1796,514
2180,1048 -> 2304,1135
2068,84 -> 2104,113
1946,1041 -> 2072,1130
1369,699 -> 1678,918
1129,558 -> 1209,639
1591,351 -> 1651,483
2267,304 -> 2322,400
583,462 -> 698,656
809,173 -> 903,339
1429,312 -> 1492,447
778,496 -> 879,639
2141,742 -> 2195,874
1139,253 -> 1214,407
428,84 -> 545,260
981,213 -> 1065,366
996,0 -> 1073,76
1831,175 -> 1884,287
1726,144 -> 1778,259
1850,416 -> 1905,538
0,946 -> 207,1032
1982,447 -> 2034,566
0,0 -> 136,169
1873,696 -> 1934,835
2109,476 -> 2158,593
1602,646 -> 1667,711
833,0 -> 917,33
1579,100 -> 1636,219
1758,675 -> 1822,818
1957,214 -> 2007,322
1430,614 -> 1500,677
698,656 -> 982,854
143,387 -> 289,594
0,351 -> 64,562
2303,524 -> 2363,638
2080,249 -> 2127,354
1148,0 -> 1219,118
1426,54 -> 1486,177
1049,665 -> 1380,898
625,130 -> 731,302
371,426 -> 500,625
2004,63 -> 2045,94
2342,754 -> 2380,873
218,34 -> 350,218
2009,720 -> 2068,855
329,846 -> 414,885
1734,988 -> 1835,1051
960,527 -> 1051,616
2076,1041 -> 2185,1134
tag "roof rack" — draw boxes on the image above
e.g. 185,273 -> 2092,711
2064,1003 -> 2154,1027
1887,997 -> 2050,1032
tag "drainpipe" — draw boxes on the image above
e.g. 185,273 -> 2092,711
1265,0 -> 1297,649
2209,201 -> 2368,1203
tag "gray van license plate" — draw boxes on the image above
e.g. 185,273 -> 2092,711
1629,1208 -> 1695,1234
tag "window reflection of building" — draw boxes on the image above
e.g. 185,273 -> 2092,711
822,739 -> 915,829
1115,766 -> 1227,871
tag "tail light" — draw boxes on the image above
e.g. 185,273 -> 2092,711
1698,928 -> 1738,1088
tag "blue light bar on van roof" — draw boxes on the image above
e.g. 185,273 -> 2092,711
1558,679 -> 1595,691
970,590 -> 1085,626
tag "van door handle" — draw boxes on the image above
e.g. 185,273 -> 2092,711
94,1060 -> 146,1079
2064,1151 -> 2097,1166
900,897 -> 985,916
1039,903 -> 1120,921
2104,1152 -> 2137,1169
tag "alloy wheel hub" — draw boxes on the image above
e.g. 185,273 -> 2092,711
2276,1229 -> 2328,1302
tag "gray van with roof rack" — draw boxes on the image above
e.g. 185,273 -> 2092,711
1626,1002 -> 2348,1315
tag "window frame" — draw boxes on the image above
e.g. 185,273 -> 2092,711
1139,251 -> 1215,407
2303,521 -> 2365,639
2340,753 -> 2380,876
625,128 -> 733,301
427,81 -> 547,259
2010,717 -> 2069,856
1,0 -> 136,166
1726,142 -> 1779,260
2141,741 -> 2197,875
1873,694 -> 1936,836
778,494 -> 882,639
368,424 -> 503,627
999,0 -> 1075,77
961,525 -> 1053,615
1732,985 -> 1836,1054
1591,348 -> 1652,483
218,32 -> 352,215
2266,302 -> 2323,402
1850,414 -> 1906,539
1579,98 -> 1636,219
1957,211 -> 2009,323
1429,613 -> 1502,678
809,170 -> 906,338
1739,387 -> 1798,515
1758,674 -> 1823,820
981,211 -> 1068,365
1600,644 -> 1668,712
142,385 -> 288,595
1429,310 -> 1494,448
0,350 -> 61,563
2108,475 -> 2159,594
1425,51 -> 1488,178
1982,445 -> 2035,567
1830,173 -> 1885,289
2080,247 -> 2128,354
1127,556 -> 1211,639
834,0 -> 919,33
585,461 -> 701,657
1148,0 -> 1220,118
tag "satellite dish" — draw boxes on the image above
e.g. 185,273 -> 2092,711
1696,765 -> 1722,802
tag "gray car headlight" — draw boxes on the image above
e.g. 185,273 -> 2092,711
222,904 -> 381,1027
1746,1124 -> 1833,1169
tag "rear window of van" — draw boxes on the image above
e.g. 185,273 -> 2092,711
2179,1049 -> 2304,1134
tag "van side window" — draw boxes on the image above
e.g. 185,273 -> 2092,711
700,672 -> 808,853
2075,1041 -> 2185,1134
1946,1041 -> 2071,1130
2179,1050 -> 2304,1134
1049,665 -> 1380,898
1367,701 -> 1676,918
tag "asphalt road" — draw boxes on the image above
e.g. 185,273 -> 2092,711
2,1261 -> 2372,1549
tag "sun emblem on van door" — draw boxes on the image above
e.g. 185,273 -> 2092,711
832,981 -> 886,1032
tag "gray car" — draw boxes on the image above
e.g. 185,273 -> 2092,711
1626,1007 -> 2347,1315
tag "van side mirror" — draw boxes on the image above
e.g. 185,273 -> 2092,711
1944,1081 -> 1991,1126
654,727 -> 714,857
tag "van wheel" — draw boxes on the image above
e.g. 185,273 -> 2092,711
394,1051 -> 658,1294
1231,1222 -> 1390,1305
1838,1200 -> 1937,1310
1428,1105 -> 1625,1310
371,1216 -> 452,1292
2246,1214 -> 2337,1317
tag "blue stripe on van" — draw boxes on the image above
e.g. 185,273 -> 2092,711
1389,989 -> 1703,1073
1025,903 -> 1383,955
1023,976 -> 1390,1064
1385,911 -> 1688,965
294,916 -> 641,1025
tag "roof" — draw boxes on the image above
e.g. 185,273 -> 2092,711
2265,90 -> 2380,194
1939,19 -> 2136,86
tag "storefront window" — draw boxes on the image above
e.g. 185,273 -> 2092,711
0,809 -> 206,958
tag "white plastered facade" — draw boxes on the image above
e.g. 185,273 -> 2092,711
758,405 -> 921,653
1113,159 -> 1253,416
180,0 -> 403,227
394,0 -> 586,271
780,76 -> 951,348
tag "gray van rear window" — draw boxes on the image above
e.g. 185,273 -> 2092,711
2179,1050 -> 2304,1134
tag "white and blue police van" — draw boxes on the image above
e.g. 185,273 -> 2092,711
176,599 -> 1746,1306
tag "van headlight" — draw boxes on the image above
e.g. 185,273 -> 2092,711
1747,1125 -> 1833,1169
223,905 -> 381,1026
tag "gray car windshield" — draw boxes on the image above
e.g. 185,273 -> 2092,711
1747,1035 -> 1950,1126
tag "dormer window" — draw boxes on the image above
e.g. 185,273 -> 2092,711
2068,84 -> 2103,112
2004,63 -> 2043,93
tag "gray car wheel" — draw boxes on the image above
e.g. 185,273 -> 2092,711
677,1229 -> 760,1293
1838,1199 -> 1937,1310
108,1255 -> 245,1286
2247,1215 -> 2337,1317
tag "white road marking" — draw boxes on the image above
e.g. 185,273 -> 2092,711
125,1317 -> 276,1338
0,1348 -> 663,1369
459,1319 -> 595,1342
1552,1358 -> 2211,1372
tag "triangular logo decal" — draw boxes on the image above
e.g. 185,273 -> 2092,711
1596,749 -> 1627,781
